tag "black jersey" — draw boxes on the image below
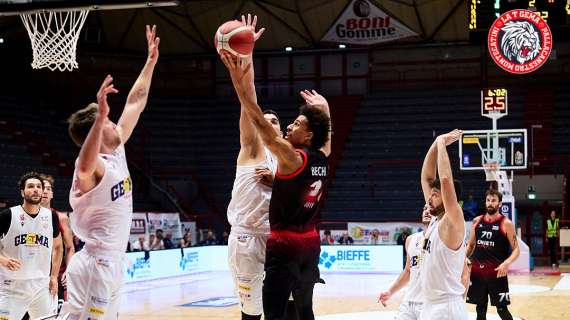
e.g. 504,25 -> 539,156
269,148 -> 328,232
472,214 -> 511,278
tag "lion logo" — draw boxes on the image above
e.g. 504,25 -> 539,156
500,21 -> 541,65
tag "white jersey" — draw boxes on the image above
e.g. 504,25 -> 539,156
402,231 -> 424,303
421,217 -> 466,303
227,147 -> 277,234
69,144 -> 133,253
0,206 -> 54,280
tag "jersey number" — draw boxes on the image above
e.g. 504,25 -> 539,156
498,292 -> 510,302
309,180 -> 323,197
482,231 -> 493,239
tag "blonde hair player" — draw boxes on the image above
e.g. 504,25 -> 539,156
59,25 -> 159,320
419,129 -> 468,320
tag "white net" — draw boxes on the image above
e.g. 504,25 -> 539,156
20,10 -> 89,72
483,162 -> 500,182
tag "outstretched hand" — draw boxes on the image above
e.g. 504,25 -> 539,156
437,129 -> 462,146
146,24 -> 160,62
96,75 -> 118,119
220,52 -> 252,88
300,89 -> 329,109
241,13 -> 265,41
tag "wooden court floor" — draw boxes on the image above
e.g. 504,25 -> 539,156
119,272 -> 569,320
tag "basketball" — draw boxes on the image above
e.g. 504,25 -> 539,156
214,20 -> 254,58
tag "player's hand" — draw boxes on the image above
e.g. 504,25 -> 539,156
437,129 -> 462,146
96,75 -> 118,119
220,52 -> 252,88
49,276 -> 58,296
378,291 -> 391,307
0,256 -> 21,271
61,272 -> 68,288
254,167 -> 274,187
495,262 -> 509,278
146,24 -> 160,62
300,90 -> 329,110
241,13 -> 265,41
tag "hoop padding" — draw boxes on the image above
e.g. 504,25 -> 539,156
20,9 -> 89,71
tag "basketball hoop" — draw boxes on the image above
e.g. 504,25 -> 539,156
483,162 -> 501,182
20,9 -> 89,71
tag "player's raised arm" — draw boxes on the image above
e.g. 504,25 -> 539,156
75,75 -> 117,184
421,140 -> 438,203
117,25 -> 160,144
436,129 -> 464,249
221,52 -> 303,175
300,90 -> 332,157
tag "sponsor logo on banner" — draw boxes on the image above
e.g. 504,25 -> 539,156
321,0 -> 418,45
488,9 -> 552,74
179,251 -> 200,272
126,256 -> 151,279
319,248 -> 372,271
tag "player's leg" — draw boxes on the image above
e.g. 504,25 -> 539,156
489,276 -> 512,320
27,279 -> 58,319
467,273 -> 489,320
475,300 -> 488,320
0,279 -> 30,320
60,251 -> 114,320
229,233 -> 266,320
263,242 -> 294,320
394,301 -> 418,320
291,283 -> 314,320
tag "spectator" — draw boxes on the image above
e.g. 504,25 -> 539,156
150,230 -> 165,250
221,231 -> 229,245
338,232 -> 354,245
179,232 -> 192,248
369,229 -> 381,245
200,230 -> 218,246
321,230 -> 335,245
397,229 -> 411,268
463,193 -> 478,221
131,236 -> 149,251
163,232 -> 176,249
546,210 -> 560,268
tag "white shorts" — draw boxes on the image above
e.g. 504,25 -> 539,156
228,231 -> 268,316
395,301 -> 423,320
60,248 -> 124,320
419,297 -> 467,320
0,278 -> 56,319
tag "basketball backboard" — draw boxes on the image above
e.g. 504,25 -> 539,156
459,129 -> 528,170
0,0 -> 179,15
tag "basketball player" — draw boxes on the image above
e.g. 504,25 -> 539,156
40,174 -> 75,309
378,204 -> 432,319
59,25 -> 159,320
419,129 -> 468,320
0,172 -> 63,319
226,14 -> 281,320
221,48 -> 331,320
466,189 -> 520,320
